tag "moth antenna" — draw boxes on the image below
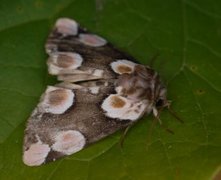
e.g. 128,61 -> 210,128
149,52 -> 160,67
154,115 -> 174,135
153,107 -> 174,134
146,112 -> 174,150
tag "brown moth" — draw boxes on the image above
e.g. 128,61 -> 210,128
23,18 -> 169,166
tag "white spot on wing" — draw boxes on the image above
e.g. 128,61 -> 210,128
115,86 -> 123,94
39,86 -> 75,114
102,95 -> 130,119
89,86 -> 100,94
52,130 -> 86,155
93,69 -> 104,77
78,34 -> 107,47
101,94 -> 147,121
48,52 -> 83,75
23,140 -> 50,166
110,60 -> 136,74
45,43 -> 58,54
124,102 -> 147,120
104,82 -> 109,87
55,18 -> 78,36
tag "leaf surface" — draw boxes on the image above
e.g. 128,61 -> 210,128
0,0 -> 221,179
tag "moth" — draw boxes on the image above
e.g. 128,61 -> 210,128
23,18 -> 171,166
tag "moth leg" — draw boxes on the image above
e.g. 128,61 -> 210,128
152,107 -> 174,134
119,124 -> 134,148
165,101 -> 184,124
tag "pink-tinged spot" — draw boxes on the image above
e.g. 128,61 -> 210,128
101,94 -> 130,119
52,130 -> 86,155
101,94 -> 148,121
40,86 -> 75,114
110,60 -> 136,74
55,18 -> 78,36
78,34 -> 107,47
48,52 -> 83,75
23,142 -> 50,166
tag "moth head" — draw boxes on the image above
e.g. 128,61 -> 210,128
154,86 -> 168,109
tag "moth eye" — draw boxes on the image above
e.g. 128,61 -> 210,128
55,18 -> 78,36
110,60 -> 136,74
78,34 -> 107,47
156,99 -> 164,107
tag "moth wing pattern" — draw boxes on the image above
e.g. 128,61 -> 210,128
23,82 -> 134,166
45,18 -> 138,82
23,18 -> 153,166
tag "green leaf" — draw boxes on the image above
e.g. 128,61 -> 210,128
0,0 -> 221,179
